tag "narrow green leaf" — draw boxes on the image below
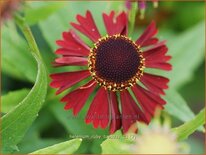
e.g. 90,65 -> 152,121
164,89 -> 195,122
1,89 -> 30,113
1,16 -> 48,153
169,21 -> 205,88
25,2 -> 66,25
1,21 -> 37,82
173,109 -> 205,140
29,139 -> 82,154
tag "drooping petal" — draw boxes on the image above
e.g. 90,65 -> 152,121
132,84 -> 165,119
143,45 -> 169,59
141,38 -> 158,47
54,57 -> 88,67
85,88 -> 109,129
62,80 -> 96,115
144,40 -> 167,50
71,11 -> 101,42
109,92 -> 121,134
145,62 -> 172,71
136,21 -> 158,46
56,30 -> 90,56
50,70 -> 90,94
120,90 -> 149,133
140,72 -> 169,95
103,11 -> 128,36
143,45 -> 172,70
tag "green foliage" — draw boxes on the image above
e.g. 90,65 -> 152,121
30,139 -> 82,154
1,89 -> 30,113
25,2 -> 66,25
1,16 -> 48,153
164,90 -> 195,122
173,109 -> 205,140
1,22 -> 37,82
167,21 -> 205,88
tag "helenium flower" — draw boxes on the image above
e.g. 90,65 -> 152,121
50,10 -> 171,134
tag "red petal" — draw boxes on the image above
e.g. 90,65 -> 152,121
54,57 -> 87,66
132,85 -> 164,118
50,70 -> 90,94
103,11 -> 128,36
55,48 -> 87,57
144,40 -> 167,51
145,62 -> 172,71
109,92 -> 121,134
62,80 -> 96,115
142,38 -> 159,47
85,88 -> 109,129
143,45 -> 171,65
56,30 -> 89,56
120,90 -> 149,133
143,45 -> 168,58
146,55 -> 171,63
140,72 -> 169,95
71,11 -> 101,42
136,21 -> 158,46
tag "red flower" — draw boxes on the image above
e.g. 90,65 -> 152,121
50,11 -> 171,134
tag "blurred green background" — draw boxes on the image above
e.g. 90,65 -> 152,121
1,1 -> 205,154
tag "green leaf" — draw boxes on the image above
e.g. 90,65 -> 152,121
164,90 -> 195,122
173,109 -> 205,140
169,21 -> 205,88
29,139 -> 82,154
25,2 -> 66,25
1,21 -> 37,82
1,16 -> 48,153
1,89 -> 30,113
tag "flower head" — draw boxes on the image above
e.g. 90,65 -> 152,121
50,10 -> 171,134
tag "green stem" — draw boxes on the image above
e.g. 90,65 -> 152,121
128,3 -> 138,36
14,14 -> 42,59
